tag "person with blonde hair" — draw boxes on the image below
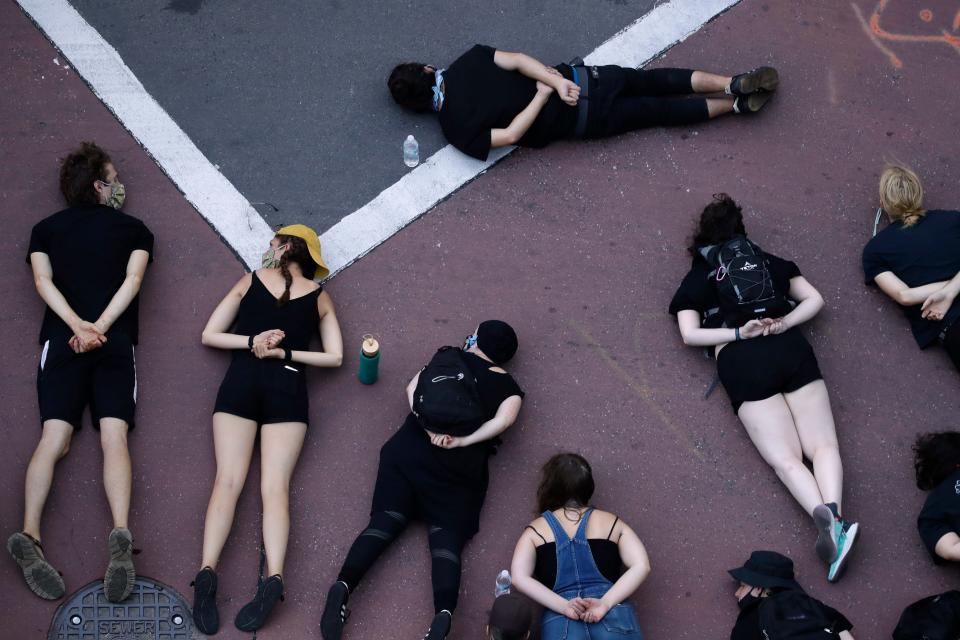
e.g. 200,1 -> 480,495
862,165 -> 960,373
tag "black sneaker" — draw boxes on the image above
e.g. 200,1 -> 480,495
104,527 -> 136,603
423,610 -> 452,640
733,92 -> 773,114
321,581 -> 351,640
6,532 -> 65,600
727,66 -> 779,96
191,567 -> 219,635
234,574 -> 284,632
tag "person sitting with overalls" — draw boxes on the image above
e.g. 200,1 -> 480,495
388,45 -> 779,161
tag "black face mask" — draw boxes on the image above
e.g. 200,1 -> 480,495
737,592 -> 763,611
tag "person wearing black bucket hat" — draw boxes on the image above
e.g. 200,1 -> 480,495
321,321 -> 524,640
729,551 -> 855,640
487,592 -> 533,640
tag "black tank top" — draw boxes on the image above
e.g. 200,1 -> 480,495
233,272 -> 322,353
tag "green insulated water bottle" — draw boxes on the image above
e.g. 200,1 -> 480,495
358,335 -> 380,384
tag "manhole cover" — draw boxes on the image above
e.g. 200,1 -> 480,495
49,577 -> 196,639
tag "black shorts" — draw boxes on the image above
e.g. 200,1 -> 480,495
37,334 -> 137,430
716,329 -> 823,414
213,355 -> 309,425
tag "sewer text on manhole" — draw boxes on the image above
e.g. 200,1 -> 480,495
49,577 -> 195,640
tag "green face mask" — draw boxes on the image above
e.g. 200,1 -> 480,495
261,244 -> 288,269
103,180 -> 126,209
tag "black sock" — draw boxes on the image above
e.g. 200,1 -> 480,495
825,502 -> 841,519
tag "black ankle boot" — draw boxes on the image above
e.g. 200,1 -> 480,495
234,574 -> 284,632
191,567 -> 219,635
320,581 -> 351,640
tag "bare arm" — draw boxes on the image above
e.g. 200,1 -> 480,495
200,273 -> 255,350
95,250 -> 150,333
935,532 -> 960,561
30,252 -> 104,349
874,271 -> 949,306
490,85 -> 553,148
511,527 -> 585,617
776,276 -> 824,330
839,631 -> 855,640
493,50 -> 579,104
596,522 -> 650,613
249,291 -> 344,367
460,394 -> 522,446
675,310 -> 767,347
406,371 -> 421,410
921,271 -> 960,320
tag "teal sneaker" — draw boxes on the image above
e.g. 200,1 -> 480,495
827,521 -> 859,583
813,504 -> 839,564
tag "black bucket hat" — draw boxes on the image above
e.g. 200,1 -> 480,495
476,320 -> 518,365
488,593 -> 532,639
728,551 -> 803,591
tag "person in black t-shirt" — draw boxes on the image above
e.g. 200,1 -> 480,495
729,551 -> 855,640
7,142 -> 153,604
388,45 -> 779,161
669,194 -> 859,583
320,321 -> 524,640
913,432 -> 960,564
862,165 -> 960,374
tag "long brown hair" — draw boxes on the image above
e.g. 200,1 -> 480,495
275,234 -> 316,306
536,453 -> 595,514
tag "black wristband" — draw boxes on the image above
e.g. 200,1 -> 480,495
248,335 -> 254,348
283,348 -> 292,361
735,327 -> 742,341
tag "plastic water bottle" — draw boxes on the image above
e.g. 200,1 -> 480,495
494,569 -> 511,597
403,135 -> 419,167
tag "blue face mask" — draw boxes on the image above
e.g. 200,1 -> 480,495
432,68 -> 445,111
464,334 -> 478,350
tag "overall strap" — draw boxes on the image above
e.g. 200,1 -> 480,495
541,510 -> 571,543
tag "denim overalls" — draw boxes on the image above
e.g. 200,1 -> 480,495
540,509 -> 643,640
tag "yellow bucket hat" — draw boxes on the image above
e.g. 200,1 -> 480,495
276,224 -> 330,279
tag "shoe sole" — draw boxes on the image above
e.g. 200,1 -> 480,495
104,530 -> 135,603
7,533 -> 65,600
321,582 -> 349,640
828,523 -> 859,583
812,505 -> 838,564
738,67 -> 779,94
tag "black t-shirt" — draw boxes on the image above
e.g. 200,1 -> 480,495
862,210 -> 960,348
27,205 -> 154,344
918,469 -> 960,564
730,593 -> 852,640
668,250 -> 802,324
439,44 -> 577,160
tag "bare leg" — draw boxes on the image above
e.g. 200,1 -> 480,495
707,98 -> 735,118
200,413 -> 258,570
259,422 -> 307,578
100,419 -> 131,529
691,71 -> 733,93
22,420 -> 74,540
783,380 -> 843,512
738,395 -> 825,516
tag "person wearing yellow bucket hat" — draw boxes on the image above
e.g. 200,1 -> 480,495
190,224 -> 342,634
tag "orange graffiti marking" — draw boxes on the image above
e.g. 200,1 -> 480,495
855,0 -> 960,68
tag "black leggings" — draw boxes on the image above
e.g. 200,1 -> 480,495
944,324 -> 960,373
337,510 -> 467,613
588,67 -> 710,138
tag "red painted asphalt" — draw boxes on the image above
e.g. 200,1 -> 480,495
2,1 -> 960,639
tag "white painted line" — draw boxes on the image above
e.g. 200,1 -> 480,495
16,0 -> 273,270
18,0 -> 739,277
322,0 -> 741,276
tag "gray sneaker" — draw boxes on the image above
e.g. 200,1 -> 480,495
104,528 -> 136,602
813,504 -> 839,564
7,532 -> 65,600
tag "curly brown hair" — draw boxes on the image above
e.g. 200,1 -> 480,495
688,193 -> 747,256
914,431 -> 960,491
59,142 -> 112,206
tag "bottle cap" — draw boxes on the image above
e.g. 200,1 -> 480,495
406,134 -> 415,142
362,334 -> 379,357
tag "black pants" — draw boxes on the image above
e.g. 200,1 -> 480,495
944,324 -> 960,373
586,67 -> 710,138
337,510 -> 467,614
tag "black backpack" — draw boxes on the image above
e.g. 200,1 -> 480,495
757,590 -> 841,640
412,347 -> 486,436
699,236 -> 793,327
893,591 -> 960,640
